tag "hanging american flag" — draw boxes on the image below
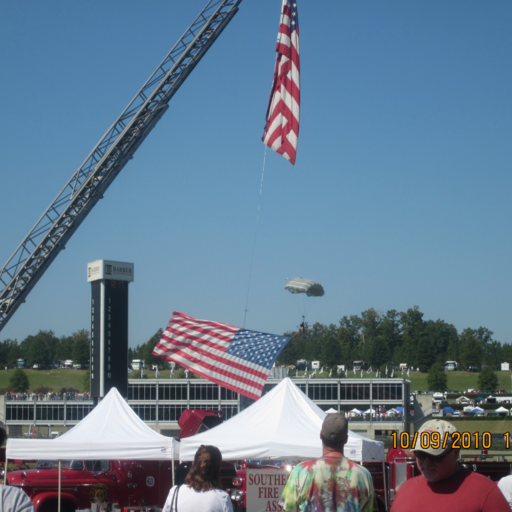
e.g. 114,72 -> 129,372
263,0 -> 300,165
153,312 -> 291,401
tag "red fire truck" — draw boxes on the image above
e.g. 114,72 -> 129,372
6,459 -> 174,512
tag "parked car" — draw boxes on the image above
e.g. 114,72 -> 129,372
467,365 -> 478,372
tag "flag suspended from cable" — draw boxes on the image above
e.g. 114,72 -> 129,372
262,0 -> 300,165
153,312 -> 291,401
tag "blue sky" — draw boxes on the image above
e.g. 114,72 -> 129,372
1,0 -> 511,348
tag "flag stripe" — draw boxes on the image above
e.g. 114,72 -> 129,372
263,0 -> 300,165
154,337 -> 269,379
170,354 -> 262,401
157,349 -> 266,395
161,327 -> 231,352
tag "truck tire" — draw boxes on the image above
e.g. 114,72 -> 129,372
39,501 -> 76,512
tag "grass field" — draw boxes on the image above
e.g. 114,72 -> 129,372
0,369 -> 187,392
1,369 -> 511,394
293,370 -> 512,392
404,371 -> 512,392
0,369 -> 87,392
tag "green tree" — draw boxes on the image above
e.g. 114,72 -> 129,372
320,325 -> 343,367
478,366 -> 498,391
502,343 -> 512,364
483,341 -> 503,369
303,323 -> 325,362
427,363 -> 448,391
72,330 -> 90,366
365,335 -> 389,369
400,306 -> 427,367
459,329 -> 484,369
83,369 -> 91,392
424,320 -> 458,365
55,335 -> 74,361
276,328 -> 306,366
380,310 -> 402,361
140,329 -> 166,369
9,369 -> 30,392
27,332 -> 52,367
359,309 -> 390,368
0,339 -> 20,367
338,315 -> 362,365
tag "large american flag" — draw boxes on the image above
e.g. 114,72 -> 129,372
263,0 -> 300,165
153,312 -> 291,401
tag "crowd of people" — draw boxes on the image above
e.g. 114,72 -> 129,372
5,391 -> 90,401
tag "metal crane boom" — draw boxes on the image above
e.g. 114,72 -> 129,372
0,0 -> 243,333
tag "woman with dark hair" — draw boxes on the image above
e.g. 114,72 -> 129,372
163,445 -> 233,512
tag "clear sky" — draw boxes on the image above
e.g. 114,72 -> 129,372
1,0 -> 511,348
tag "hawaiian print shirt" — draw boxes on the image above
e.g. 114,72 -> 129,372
280,456 -> 375,512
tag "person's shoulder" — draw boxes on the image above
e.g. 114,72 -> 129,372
393,474 -> 425,493
464,468 -> 501,489
212,488 -> 230,496
0,485 -> 35,510
293,458 -> 320,472
344,459 -> 373,479
498,474 -> 512,487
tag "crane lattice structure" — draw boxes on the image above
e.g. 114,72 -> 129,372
0,0 -> 243,333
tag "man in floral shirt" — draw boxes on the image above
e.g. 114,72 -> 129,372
281,414 -> 374,512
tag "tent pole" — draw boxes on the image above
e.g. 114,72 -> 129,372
172,454 -> 175,486
4,456 -> 8,485
58,460 -> 62,512
382,461 -> 389,511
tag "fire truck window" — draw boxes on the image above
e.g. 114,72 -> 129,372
70,461 -> 84,470
88,461 -> 108,472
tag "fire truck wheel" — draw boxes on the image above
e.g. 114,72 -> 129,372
39,500 -> 76,512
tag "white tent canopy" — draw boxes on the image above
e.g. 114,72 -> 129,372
180,378 -> 384,463
495,406 -> 509,414
325,408 -> 338,413
7,387 -> 179,460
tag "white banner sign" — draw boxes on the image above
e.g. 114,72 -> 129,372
246,469 -> 290,512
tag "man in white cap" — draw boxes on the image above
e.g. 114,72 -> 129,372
281,413 -> 374,511
391,419 -> 509,511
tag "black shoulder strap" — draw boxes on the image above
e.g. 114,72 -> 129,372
171,484 -> 181,512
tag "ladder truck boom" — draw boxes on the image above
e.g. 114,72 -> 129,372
0,0 -> 242,333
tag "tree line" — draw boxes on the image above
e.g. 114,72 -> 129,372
277,306 -> 512,371
0,327 -> 165,371
0,330 -> 90,368
2,306 -> 510,374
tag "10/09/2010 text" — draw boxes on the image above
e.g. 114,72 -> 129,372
391,432 -> 512,450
